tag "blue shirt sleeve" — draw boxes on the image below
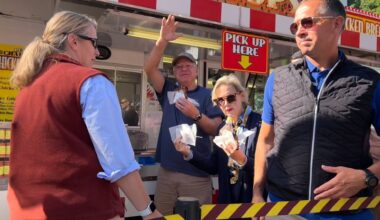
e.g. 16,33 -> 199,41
80,75 -> 140,183
372,82 -> 380,135
262,73 -> 275,125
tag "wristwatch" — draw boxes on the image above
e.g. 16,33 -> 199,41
193,112 -> 202,122
138,201 -> 156,217
364,169 -> 379,189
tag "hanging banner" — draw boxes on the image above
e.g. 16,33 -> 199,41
345,7 -> 380,37
216,1 -> 380,37
0,44 -> 23,122
222,30 -> 269,74
215,0 -> 299,16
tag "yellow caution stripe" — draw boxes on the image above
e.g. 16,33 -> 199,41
154,214 -> 184,220
200,196 -> 380,219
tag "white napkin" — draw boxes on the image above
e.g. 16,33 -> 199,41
237,128 -> 256,148
167,91 -> 199,107
213,128 -> 256,156
167,90 -> 185,104
169,123 -> 197,146
213,131 -> 234,154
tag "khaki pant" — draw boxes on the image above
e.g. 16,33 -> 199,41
155,167 -> 212,215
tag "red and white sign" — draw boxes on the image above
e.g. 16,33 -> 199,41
222,30 -> 269,74
107,0 -> 380,53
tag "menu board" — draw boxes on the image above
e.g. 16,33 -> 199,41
0,44 -> 23,122
0,122 -> 10,190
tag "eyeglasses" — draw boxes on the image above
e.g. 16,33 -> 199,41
290,16 -> 336,35
213,92 -> 240,106
76,34 -> 98,49
174,64 -> 195,71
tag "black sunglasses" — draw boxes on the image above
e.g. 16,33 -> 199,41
77,34 -> 98,48
213,92 -> 240,106
289,16 -> 336,35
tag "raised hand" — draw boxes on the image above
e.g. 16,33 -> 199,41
159,15 -> 183,43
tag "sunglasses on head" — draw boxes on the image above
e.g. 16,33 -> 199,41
213,92 -> 240,106
289,16 -> 336,35
76,34 -> 98,49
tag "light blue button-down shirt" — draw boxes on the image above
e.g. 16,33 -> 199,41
80,75 -> 140,183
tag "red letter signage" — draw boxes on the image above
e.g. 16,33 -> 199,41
222,30 -> 269,74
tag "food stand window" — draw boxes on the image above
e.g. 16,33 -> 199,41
96,67 -> 142,127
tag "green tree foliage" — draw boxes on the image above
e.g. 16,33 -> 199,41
348,0 -> 380,14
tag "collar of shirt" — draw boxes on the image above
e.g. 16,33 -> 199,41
305,51 -> 345,90
305,50 -> 345,74
236,105 -> 253,136
237,106 -> 252,128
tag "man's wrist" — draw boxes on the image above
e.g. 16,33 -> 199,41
364,168 -> 379,189
156,38 -> 168,46
193,111 -> 202,122
183,150 -> 193,161
253,183 -> 264,194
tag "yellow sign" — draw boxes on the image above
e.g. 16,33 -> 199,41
217,1 -> 380,37
0,44 -> 23,122
0,123 -> 11,178
346,13 -> 380,37
216,0 -> 299,16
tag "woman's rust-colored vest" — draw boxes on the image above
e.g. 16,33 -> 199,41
8,54 -> 124,220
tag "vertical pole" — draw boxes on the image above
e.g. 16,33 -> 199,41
173,197 -> 201,220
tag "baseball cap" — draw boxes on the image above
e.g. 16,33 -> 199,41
172,52 -> 196,66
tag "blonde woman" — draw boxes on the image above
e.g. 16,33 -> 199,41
8,11 -> 160,220
175,74 -> 261,203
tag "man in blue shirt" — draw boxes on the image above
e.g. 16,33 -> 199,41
144,15 -> 223,215
253,0 -> 380,219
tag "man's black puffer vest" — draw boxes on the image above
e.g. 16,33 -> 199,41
267,55 -> 379,200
